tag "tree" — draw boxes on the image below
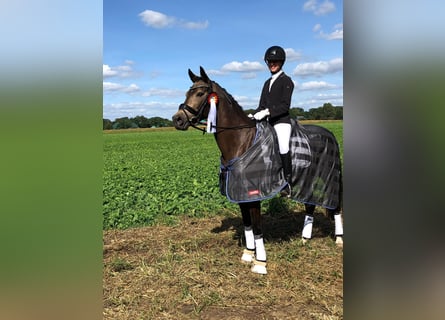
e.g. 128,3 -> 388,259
301,104 -> 343,120
306,108 -> 321,120
133,115 -> 150,128
321,103 -> 336,120
113,117 -> 137,129
290,107 -> 305,119
147,117 -> 173,128
334,106 -> 343,120
103,119 -> 112,130
243,108 -> 257,116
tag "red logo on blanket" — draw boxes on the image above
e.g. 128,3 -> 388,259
248,190 -> 260,196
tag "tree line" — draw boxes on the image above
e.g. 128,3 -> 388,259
103,103 -> 342,130
103,116 -> 173,130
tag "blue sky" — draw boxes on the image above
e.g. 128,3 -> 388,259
103,0 -> 343,120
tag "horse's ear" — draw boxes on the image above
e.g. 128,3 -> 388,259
188,69 -> 200,83
199,66 -> 211,84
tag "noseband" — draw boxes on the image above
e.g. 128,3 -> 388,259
178,84 -> 213,132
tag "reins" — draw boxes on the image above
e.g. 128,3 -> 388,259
188,121 -> 256,135
208,122 -> 256,134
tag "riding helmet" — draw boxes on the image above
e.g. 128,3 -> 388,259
264,46 -> 286,63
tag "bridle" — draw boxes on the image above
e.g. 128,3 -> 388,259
177,84 -> 212,133
178,82 -> 256,134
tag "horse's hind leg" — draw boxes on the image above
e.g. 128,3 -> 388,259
327,207 -> 343,247
301,204 -> 315,243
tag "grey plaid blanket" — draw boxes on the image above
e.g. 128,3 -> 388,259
219,119 -> 342,210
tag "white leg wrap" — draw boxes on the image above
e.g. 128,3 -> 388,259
244,226 -> 255,250
302,215 -> 314,239
334,214 -> 343,236
254,237 -> 266,262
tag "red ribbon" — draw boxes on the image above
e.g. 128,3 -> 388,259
207,93 -> 219,104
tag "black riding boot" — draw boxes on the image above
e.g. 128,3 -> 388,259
280,151 -> 292,198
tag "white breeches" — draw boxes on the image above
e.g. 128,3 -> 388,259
273,123 -> 291,154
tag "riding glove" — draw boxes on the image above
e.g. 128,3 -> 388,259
253,108 -> 270,120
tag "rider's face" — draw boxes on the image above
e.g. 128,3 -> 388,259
267,60 -> 283,73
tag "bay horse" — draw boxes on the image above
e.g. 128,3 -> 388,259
172,67 -> 343,274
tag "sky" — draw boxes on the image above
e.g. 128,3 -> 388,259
103,0 -> 343,121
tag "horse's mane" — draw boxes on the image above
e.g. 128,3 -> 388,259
212,81 -> 246,113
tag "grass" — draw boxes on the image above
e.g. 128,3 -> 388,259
103,120 -> 343,319
103,121 -> 343,230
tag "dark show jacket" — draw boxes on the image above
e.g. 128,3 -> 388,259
256,72 -> 294,125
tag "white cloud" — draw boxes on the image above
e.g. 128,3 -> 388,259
141,88 -> 184,97
293,57 -> 343,77
299,81 -> 338,91
284,48 -> 303,61
103,82 -> 140,93
324,29 -> 343,40
293,93 -> 343,110
139,9 -> 208,30
206,69 -> 227,76
303,0 -> 336,16
315,93 -> 343,101
103,65 -> 118,78
308,93 -> 343,106
221,61 -> 264,72
103,61 -> 138,78
103,101 -> 179,120
313,24 -> 322,32
139,10 -> 175,28
314,23 -> 343,40
241,72 -> 258,79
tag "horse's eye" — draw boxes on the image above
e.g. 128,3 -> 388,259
197,92 -> 205,97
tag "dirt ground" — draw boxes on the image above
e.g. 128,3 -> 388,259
103,208 -> 343,319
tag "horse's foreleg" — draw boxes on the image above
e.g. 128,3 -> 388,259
302,204 -> 315,243
249,201 -> 267,274
328,208 -> 343,247
240,202 -> 267,274
240,203 -> 255,263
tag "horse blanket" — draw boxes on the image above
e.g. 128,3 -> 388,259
219,119 -> 342,209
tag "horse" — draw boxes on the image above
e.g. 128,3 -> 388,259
172,66 -> 343,275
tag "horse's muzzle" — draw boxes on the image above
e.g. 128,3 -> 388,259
172,111 -> 189,130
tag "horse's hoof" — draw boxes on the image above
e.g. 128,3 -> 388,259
335,236 -> 343,247
251,259 -> 267,274
301,237 -> 309,244
241,249 -> 255,264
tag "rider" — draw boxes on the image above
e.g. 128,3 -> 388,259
252,45 -> 294,197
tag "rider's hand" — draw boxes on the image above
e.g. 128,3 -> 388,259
247,113 -> 254,119
253,109 -> 270,120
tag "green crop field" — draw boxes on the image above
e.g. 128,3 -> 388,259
103,121 -> 343,230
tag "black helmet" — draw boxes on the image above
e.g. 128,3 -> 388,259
264,46 -> 286,63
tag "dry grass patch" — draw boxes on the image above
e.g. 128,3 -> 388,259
103,209 -> 343,319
